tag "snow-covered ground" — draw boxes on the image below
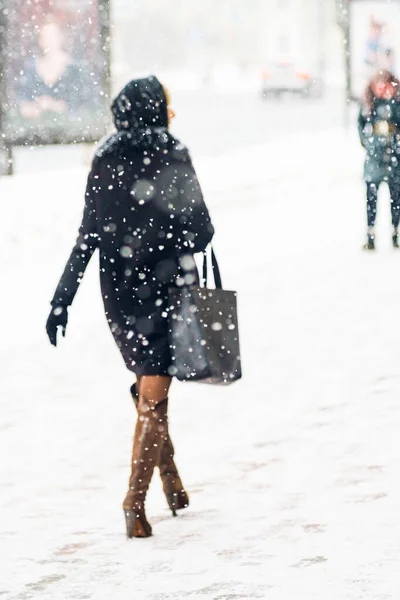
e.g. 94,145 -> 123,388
2,128 -> 400,599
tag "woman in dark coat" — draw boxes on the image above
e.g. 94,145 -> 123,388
358,70 -> 400,250
46,76 -> 214,538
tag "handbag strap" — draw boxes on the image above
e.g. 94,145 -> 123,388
202,246 -> 222,289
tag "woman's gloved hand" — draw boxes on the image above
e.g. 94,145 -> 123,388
46,304 -> 68,347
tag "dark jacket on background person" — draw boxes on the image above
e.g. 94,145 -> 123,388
358,97 -> 400,184
50,76 -> 214,375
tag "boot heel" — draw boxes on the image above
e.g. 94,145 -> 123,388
166,495 -> 178,517
124,510 -> 152,538
166,491 -> 189,516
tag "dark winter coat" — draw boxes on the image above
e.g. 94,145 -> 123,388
358,97 -> 400,184
51,76 -> 214,375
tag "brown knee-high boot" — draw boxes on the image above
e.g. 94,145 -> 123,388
123,399 -> 168,538
130,384 -> 189,516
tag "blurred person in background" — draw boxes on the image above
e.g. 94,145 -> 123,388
358,70 -> 400,250
45,76 -> 214,538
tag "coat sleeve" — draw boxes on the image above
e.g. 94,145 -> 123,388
51,170 -> 99,306
358,108 -> 369,149
178,158 -> 215,253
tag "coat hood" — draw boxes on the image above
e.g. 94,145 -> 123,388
96,75 -> 181,160
111,76 -> 168,131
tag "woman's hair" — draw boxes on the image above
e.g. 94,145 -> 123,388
364,69 -> 400,113
163,85 -> 171,106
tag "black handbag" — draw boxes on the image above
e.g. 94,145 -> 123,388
168,247 -> 242,384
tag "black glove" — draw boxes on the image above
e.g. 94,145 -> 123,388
46,304 -> 68,347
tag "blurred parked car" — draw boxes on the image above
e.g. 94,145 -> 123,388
261,61 -> 324,99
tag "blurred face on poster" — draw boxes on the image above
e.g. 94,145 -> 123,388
38,21 -> 66,53
369,18 -> 382,42
3,0 -> 110,145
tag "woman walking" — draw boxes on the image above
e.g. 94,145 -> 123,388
358,70 -> 400,250
46,76 -> 214,538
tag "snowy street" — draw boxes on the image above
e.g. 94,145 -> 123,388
2,98 -> 400,598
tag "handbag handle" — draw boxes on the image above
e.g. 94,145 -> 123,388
202,246 -> 222,289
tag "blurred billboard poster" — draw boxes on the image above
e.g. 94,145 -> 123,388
2,0 -> 110,146
350,0 -> 400,99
